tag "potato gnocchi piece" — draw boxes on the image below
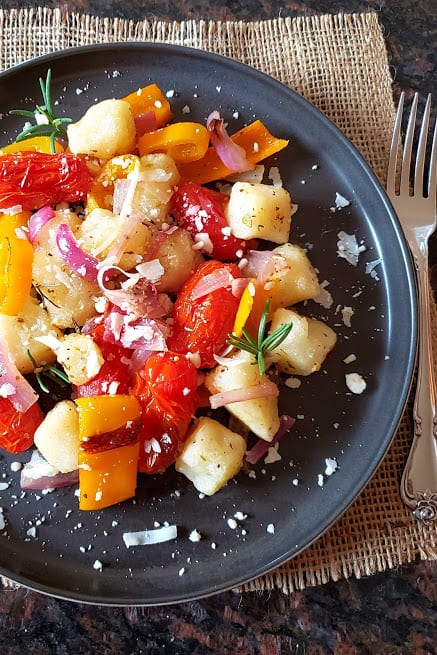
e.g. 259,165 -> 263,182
225,181 -> 292,244
77,207 -> 155,271
205,350 -> 280,442
175,416 -> 246,496
269,243 -> 320,309
34,400 -> 80,473
269,307 -> 337,376
133,154 -> 180,228
154,228 -> 204,293
67,98 -> 136,159
55,333 -> 104,386
32,211 -> 101,329
0,295 -> 62,373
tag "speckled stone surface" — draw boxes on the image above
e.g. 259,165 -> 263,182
0,2 -> 436,652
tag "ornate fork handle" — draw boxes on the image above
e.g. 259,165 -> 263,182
400,239 -> 437,522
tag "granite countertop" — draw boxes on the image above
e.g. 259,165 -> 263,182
0,1 -> 436,653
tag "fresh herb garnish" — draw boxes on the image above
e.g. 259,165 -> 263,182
27,349 -> 70,394
10,69 -> 72,153
227,299 -> 293,375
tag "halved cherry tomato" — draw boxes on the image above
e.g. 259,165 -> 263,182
170,181 -> 256,261
168,259 -> 242,368
0,152 -> 92,210
133,351 -> 199,474
0,397 -> 43,453
75,323 -> 134,397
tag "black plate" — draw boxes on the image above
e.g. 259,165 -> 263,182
0,43 -> 416,605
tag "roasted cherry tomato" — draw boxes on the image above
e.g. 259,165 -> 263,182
75,323 -> 134,397
135,350 -> 199,420
0,398 -> 43,453
0,152 -> 92,210
168,259 -> 242,368
170,181 -> 256,260
133,351 -> 199,474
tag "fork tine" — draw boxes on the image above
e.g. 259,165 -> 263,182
401,93 -> 418,196
387,92 -> 404,196
414,94 -> 431,197
427,100 -> 437,205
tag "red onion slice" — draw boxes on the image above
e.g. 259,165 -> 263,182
28,205 -> 55,243
191,268 -> 236,300
245,414 -> 295,464
56,223 -> 100,282
0,336 -> 38,412
207,110 -> 254,173
20,450 -> 79,490
134,111 -> 158,137
209,379 -> 279,409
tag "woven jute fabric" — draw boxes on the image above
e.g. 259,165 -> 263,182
0,7 -> 436,595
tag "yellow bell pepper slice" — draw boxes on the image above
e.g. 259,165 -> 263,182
137,122 -> 210,163
76,395 -> 141,510
0,136 -> 64,155
0,211 -> 33,315
75,394 -> 141,437
123,83 -> 172,129
178,119 -> 289,185
233,277 -> 280,339
232,280 -> 256,337
86,154 -> 139,212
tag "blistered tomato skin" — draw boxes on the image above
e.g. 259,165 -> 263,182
133,351 -> 199,474
168,259 -> 242,369
170,181 -> 256,261
0,152 -> 92,210
0,398 -> 43,454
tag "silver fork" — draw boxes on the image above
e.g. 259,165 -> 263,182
387,92 -> 437,522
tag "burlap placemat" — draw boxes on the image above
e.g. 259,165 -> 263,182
0,7 -> 435,595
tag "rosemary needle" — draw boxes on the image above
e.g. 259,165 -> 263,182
10,69 -> 72,153
227,299 -> 293,375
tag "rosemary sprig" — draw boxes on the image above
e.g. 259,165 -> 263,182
9,69 -> 72,153
227,299 -> 293,375
27,349 -> 70,394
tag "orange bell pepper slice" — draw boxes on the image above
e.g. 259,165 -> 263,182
123,83 -> 172,129
86,154 -> 139,212
0,136 -> 64,155
76,395 -> 141,510
137,122 -> 210,163
0,211 -> 33,315
177,119 -> 289,184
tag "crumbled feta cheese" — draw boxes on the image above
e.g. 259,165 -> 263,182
341,306 -> 354,327
93,560 -> 103,572
189,529 -> 202,542
345,372 -> 367,394
365,258 -> 382,281
227,518 -> 238,530
313,280 -> 334,309
343,354 -> 357,364
330,192 -> 351,212
285,377 -> 301,389
317,474 -> 324,487
325,457 -> 338,476
337,231 -> 363,266
264,445 -> 282,464
266,523 -> 275,534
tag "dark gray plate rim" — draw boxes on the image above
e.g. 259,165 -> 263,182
0,42 -> 417,606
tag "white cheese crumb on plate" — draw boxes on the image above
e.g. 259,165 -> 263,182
345,372 -> 367,394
